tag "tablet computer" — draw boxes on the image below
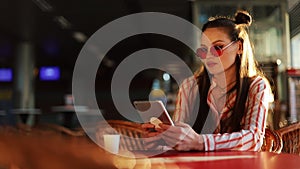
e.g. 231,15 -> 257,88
133,100 -> 174,126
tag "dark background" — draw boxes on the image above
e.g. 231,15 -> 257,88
0,0 -> 194,120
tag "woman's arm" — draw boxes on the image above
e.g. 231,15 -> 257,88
173,76 -> 199,123
141,76 -> 200,150
202,77 -> 272,151
157,122 -> 204,151
158,76 -> 205,151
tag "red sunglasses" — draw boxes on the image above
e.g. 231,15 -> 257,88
196,41 -> 237,59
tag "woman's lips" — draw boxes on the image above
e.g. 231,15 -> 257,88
206,61 -> 217,67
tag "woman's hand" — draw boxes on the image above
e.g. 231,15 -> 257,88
141,123 -> 166,150
157,122 -> 205,151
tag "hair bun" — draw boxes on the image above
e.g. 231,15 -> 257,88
235,11 -> 252,26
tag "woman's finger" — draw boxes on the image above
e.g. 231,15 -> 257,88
158,124 -> 178,133
158,124 -> 188,135
142,135 -> 166,150
161,135 -> 180,147
164,131 -> 187,141
173,144 -> 190,151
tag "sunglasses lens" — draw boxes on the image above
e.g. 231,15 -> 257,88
210,46 -> 223,57
196,45 -> 225,59
196,47 -> 207,59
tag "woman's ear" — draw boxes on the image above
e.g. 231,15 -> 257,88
237,41 -> 243,55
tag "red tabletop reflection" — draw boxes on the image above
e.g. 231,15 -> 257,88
131,150 -> 300,169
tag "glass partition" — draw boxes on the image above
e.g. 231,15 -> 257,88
192,0 -> 290,102
291,33 -> 300,68
193,0 -> 289,68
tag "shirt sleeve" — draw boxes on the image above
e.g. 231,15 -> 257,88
173,76 -> 199,123
202,77 -> 273,151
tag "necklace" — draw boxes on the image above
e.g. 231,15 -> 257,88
216,80 -> 236,94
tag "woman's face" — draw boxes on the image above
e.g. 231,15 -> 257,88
199,28 -> 240,75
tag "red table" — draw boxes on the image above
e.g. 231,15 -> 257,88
129,150 -> 300,169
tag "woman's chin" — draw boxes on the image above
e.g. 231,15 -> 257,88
207,68 -> 224,75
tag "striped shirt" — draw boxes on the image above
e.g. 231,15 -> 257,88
173,75 -> 273,151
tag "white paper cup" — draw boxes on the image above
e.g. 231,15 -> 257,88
104,134 -> 120,154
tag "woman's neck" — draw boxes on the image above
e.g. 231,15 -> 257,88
213,63 -> 237,89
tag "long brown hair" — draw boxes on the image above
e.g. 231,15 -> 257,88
193,11 -> 269,133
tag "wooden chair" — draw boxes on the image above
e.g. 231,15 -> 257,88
261,128 -> 283,153
96,120 -> 146,151
277,122 -> 300,155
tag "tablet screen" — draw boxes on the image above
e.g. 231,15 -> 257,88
133,100 -> 174,126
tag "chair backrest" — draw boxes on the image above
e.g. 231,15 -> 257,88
277,122 -> 300,155
96,120 -> 146,151
261,128 -> 283,153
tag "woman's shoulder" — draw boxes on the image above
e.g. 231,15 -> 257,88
251,76 -> 269,86
249,76 -> 269,89
249,76 -> 273,100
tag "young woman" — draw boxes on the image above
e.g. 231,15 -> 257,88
142,11 -> 273,151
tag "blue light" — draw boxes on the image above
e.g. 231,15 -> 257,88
0,68 -> 13,82
39,66 -> 60,81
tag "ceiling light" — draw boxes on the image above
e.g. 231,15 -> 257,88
31,0 -> 53,12
72,32 -> 87,43
54,16 -> 72,29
